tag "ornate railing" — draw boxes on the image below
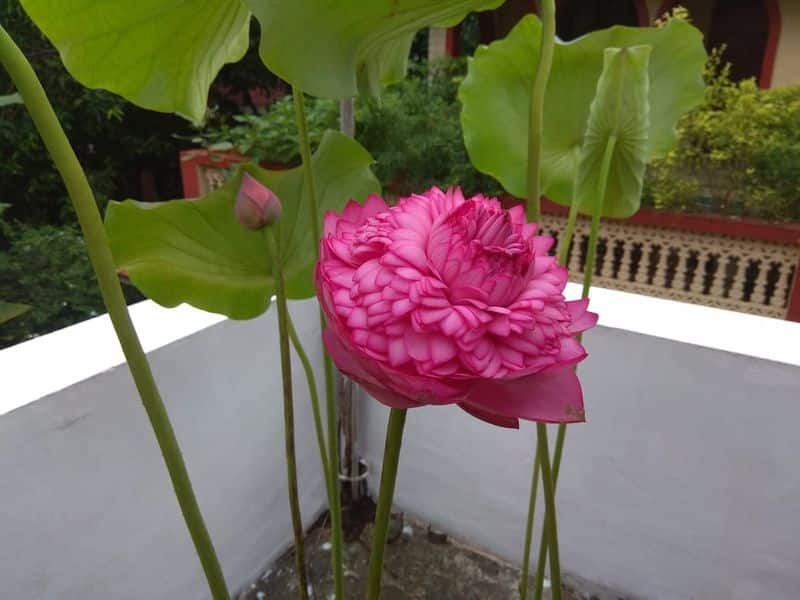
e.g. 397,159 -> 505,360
538,202 -> 800,321
179,150 -> 800,321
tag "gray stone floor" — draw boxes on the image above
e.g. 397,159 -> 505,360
239,501 -> 628,600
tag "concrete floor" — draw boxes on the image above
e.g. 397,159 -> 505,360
239,500 -> 627,600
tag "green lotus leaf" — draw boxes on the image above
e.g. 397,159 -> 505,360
105,131 -> 380,319
459,16 -> 706,217
0,301 -> 31,325
19,0 -> 251,122
576,46 -> 651,218
245,0 -> 503,99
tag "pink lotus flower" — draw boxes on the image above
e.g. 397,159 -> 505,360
315,187 -> 597,428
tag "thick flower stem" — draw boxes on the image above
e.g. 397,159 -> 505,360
293,86 -> 344,599
535,423 -> 562,600
366,408 -> 408,600
519,0 -> 557,596
518,450 -> 541,600
287,313 -> 331,500
526,0 -> 556,222
0,24 -> 230,600
532,137 -> 617,600
272,238 -> 309,600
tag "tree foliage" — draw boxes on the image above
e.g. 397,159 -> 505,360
645,47 -> 800,221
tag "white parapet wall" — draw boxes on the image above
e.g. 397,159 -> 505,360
3,285 -> 799,599
361,283 -> 800,600
0,299 -> 328,599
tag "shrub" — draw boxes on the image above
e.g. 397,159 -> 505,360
199,94 -> 339,166
198,58 -> 504,198
0,219 -> 103,348
0,3 -> 191,227
644,48 -> 800,221
355,59 -> 503,197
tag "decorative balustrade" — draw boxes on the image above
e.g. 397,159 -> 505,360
538,203 -> 800,321
179,150 -> 800,321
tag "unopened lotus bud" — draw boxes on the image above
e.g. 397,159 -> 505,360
235,173 -> 282,230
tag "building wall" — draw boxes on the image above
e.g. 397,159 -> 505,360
0,300 -> 328,599
772,0 -> 799,86
645,1 -> 795,88
361,284 -> 800,599
645,0 -> 663,22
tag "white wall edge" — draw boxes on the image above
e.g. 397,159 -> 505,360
3,285 -> 798,416
0,300 -> 226,415
564,282 -> 800,367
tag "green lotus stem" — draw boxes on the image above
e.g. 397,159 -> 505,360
271,232 -> 309,600
366,408 -> 407,600
526,0 -> 556,222
522,185 -> 580,600
533,136 -> 617,600
0,24 -> 230,600
287,312 -> 331,501
518,449 -> 541,600
292,86 -> 344,600
581,136 -> 616,298
519,1 -> 557,596
534,423 -> 562,600
322,347 -> 344,599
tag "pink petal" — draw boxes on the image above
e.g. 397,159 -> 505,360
556,337 -> 587,366
322,329 -> 420,409
464,368 -> 586,425
430,335 -> 457,365
323,211 -> 340,236
566,299 -> 599,334
459,403 -> 520,429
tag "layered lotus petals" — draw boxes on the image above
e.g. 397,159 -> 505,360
315,187 -> 597,427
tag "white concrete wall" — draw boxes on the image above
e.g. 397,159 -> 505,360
3,284 -> 799,599
361,285 -> 800,600
0,299 -> 328,599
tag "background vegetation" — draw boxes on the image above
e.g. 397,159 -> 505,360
644,47 -> 800,221
198,58 -> 504,198
2,6 -> 798,348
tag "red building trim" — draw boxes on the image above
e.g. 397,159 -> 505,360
634,0 -> 651,26
179,149 -> 249,198
445,26 -> 460,57
760,0 -> 781,88
536,197 -> 800,245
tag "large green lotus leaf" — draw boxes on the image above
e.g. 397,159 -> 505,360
0,301 -> 31,325
245,0 -> 503,99
575,46 -> 650,218
459,16 -> 706,215
105,131 -> 380,319
19,0 -> 251,122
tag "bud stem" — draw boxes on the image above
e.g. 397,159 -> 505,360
269,231 -> 310,600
